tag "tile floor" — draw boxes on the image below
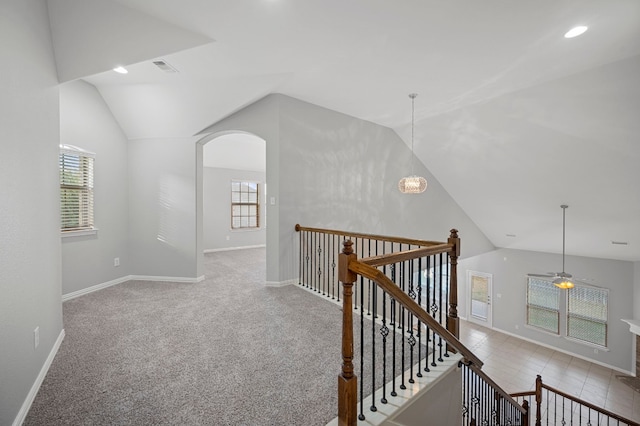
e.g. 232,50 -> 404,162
458,320 -> 640,423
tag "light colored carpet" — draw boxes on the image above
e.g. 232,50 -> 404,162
25,248 -> 425,425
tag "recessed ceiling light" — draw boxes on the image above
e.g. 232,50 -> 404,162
564,26 -> 588,38
113,66 -> 128,74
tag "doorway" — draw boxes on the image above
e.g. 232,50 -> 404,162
468,270 -> 492,328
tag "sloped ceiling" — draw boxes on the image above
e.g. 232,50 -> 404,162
47,0 -> 640,261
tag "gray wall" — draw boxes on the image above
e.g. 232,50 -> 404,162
460,248 -> 635,373
60,80 -> 130,295
0,1 -> 64,424
202,94 -> 495,283
128,137 -> 200,279
635,261 -> 640,320
203,167 -> 266,251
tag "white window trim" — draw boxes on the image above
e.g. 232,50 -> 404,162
60,144 -> 96,234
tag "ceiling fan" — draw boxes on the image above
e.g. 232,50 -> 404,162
527,204 -> 577,289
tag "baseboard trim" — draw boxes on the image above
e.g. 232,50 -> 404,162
62,276 -> 130,302
204,244 -> 266,253
491,325 -> 634,376
13,328 -> 65,426
129,275 -> 204,283
265,278 -> 297,287
63,274 -> 205,301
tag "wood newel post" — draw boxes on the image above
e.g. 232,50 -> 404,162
447,229 -> 460,341
338,240 -> 358,426
522,399 -> 530,426
534,375 -> 542,426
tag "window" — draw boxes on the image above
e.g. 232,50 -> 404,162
231,181 -> 259,229
567,285 -> 608,347
59,145 -> 95,233
526,277 -> 560,334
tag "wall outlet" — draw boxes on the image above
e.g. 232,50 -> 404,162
515,324 -> 519,330
114,257 -> 120,267
34,327 -> 39,349
226,236 -> 230,241
594,348 -> 599,354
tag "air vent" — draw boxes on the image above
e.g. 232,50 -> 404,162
152,60 -> 178,73
611,241 -> 628,245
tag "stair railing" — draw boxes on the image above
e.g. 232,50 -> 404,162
511,375 -> 640,426
296,225 -> 528,426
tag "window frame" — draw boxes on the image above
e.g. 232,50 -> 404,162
566,284 -> 608,348
230,180 -> 260,230
59,144 -> 96,237
526,277 -> 561,335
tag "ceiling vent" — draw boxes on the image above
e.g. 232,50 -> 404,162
152,60 -> 178,73
611,241 -> 628,245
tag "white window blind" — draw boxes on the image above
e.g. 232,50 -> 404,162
60,145 -> 95,232
231,181 -> 259,229
567,285 -> 608,347
526,277 -> 560,334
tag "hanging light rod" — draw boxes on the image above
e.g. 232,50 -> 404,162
398,93 -> 427,194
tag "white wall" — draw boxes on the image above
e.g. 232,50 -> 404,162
203,167 -> 266,251
460,248 -> 635,373
0,1 -> 63,424
128,137 -> 200,279
201,94 -> 495,283
635,261 -> 640,320
60,80 -> 130,295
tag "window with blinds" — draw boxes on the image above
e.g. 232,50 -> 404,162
567,285 -> 608,347
526,277 -> 560,334
60,145 -> 95,232
231,181 -> 259,229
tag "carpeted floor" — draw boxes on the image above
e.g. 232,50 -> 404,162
25,248 -> 424,425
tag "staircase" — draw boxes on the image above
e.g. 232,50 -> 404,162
295,225 -> 640,426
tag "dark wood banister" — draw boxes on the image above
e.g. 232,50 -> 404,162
295,224 -> 445,247
361,244 -> 454,267
348,260 -> 483,369
511,375 -> 640,426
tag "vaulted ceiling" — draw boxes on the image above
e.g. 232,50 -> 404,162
47,0 -> 640,261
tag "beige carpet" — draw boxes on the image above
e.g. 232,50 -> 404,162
25,248 -> 426,425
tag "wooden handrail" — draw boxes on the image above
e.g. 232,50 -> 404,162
361,244 -> 454,267
510,375 -> 640,426
539,380 -> 640,425
295,224 -> 445,247
347,260 -> 483,369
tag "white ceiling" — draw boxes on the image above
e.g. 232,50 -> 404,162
48,0 -> 640,261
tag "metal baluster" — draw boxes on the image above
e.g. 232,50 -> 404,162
367,239 -> 372,315
399,246 -> 406,391
444,252 -> 450,358
431,254 -> 437,367
416,256 -> 423,378
424,255 -> 431,372
323,232 -> 327,296
370,280 -> 377,413
408,257 -> 416,384
331,234 -> 336,299
358,275 -> 365,421
298,229 -> 302,286
305,232 -> 311,289
390,258 -> 397,397
316,233 -> 324,294
380,281 -> 388,404
437,252 -> 444,362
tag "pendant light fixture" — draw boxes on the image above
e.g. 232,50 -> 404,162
398,93 -> 427,194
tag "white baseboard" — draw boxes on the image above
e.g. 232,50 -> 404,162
265,278 -> 297,287
62,276 -> 131,302
491,325 -> 633,376
204,244 -> 266,253
129,275 -> 204,283
13,328 -> 65,426
62,274 -> 205,301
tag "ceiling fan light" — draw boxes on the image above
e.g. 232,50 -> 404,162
553,277 -> 574,289
399,176 -> 427,193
